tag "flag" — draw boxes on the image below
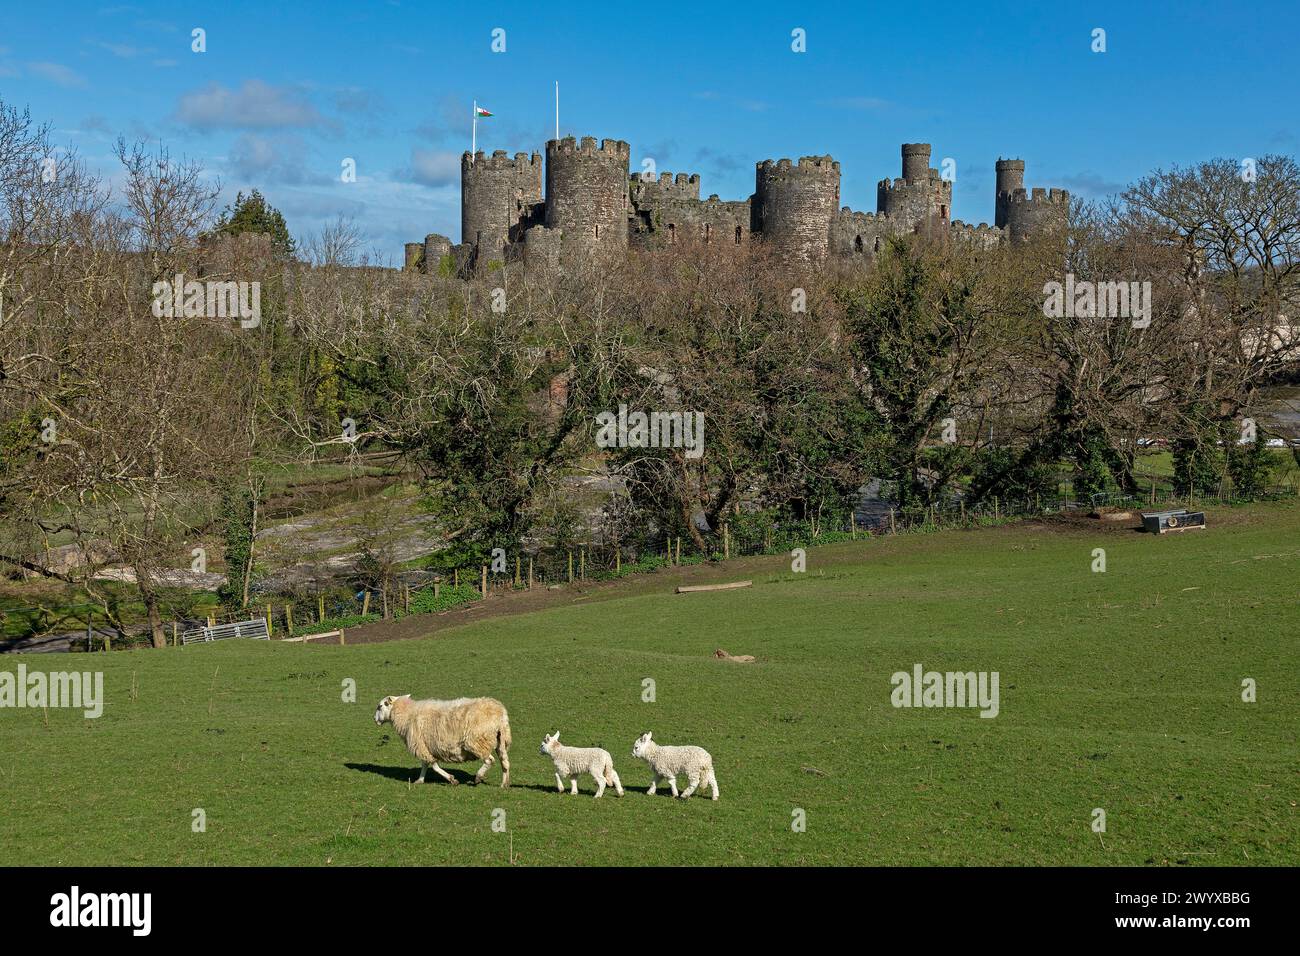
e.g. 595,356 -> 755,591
475,106 -> 493,117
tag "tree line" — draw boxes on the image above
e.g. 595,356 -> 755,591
2,95 -> 1297,645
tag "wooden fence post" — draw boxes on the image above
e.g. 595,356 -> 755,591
172,622 -> 178,647
515,556 -> 521,587
723,523 -> 730,560
266,604 -> 273,638
675,537 -> 681,565
318,595 -> 325,624
568,551 -> 574,583
285,605 -> 294,635
481,565 -> 488,597
666,535 -> 672,563
528,557 -> 534,589
434,580 -> 440,599
454,568 -> 459,588
580,548 -> 585,580
403,584 -> 410,613
339,628 -> 346,646
361,591 -> 371,616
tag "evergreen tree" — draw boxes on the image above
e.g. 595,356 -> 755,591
210,189 -> 296,259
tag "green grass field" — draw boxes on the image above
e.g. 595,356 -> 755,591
2,503 -> 1297,866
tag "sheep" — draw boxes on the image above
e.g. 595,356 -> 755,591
373,694 -> 511,787
539,731 -> 624,798
631,731 -> 719,800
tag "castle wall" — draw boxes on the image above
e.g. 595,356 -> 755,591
753,156 -> 840,262
415,134 -> 1072,271
830,208 -> 892,257
949,220 -> 1006,249
629,171 -> 701,207
630,192 -> 751,247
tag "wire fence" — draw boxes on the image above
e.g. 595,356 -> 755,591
5,481 -> 1296,652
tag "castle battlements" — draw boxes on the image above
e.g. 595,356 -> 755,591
629,171 -> 702,204
758,155 -> 841,173
547,136 -> 631,161
1007,187 -> 1069,204
408,133 -> 1068,273
949,220 -> 1007,246
836,208 -> 887,222
461,149 -> 542,171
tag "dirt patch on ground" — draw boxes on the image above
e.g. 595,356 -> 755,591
263,475 -> 400,520
319,553 -> 794,647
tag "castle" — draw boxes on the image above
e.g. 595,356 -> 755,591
404,138 -> 1069,273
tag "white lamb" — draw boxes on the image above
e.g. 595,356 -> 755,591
539,731 -> 624,798
373,694 -> 512,787
631,731 -> 719,800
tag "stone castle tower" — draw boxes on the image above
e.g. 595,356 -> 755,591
753,156 -> 841,262
543,136 -> 630,259
460,149 -> 542,267
995,157 -> 1069,243
405,134 -> 1068,273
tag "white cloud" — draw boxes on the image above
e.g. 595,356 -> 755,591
27,62 -> 88,88
174,80 -> 325,130
403,148 -> 460,187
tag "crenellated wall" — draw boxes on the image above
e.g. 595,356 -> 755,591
830,208 -> 891,257
412,134 -> 1069,271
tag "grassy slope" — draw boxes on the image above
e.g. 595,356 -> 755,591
2,503 -> 1297,866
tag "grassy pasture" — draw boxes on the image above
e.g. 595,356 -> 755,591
1,502 -> 1296,866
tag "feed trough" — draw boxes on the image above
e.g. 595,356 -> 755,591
1140,509 -> 1206,534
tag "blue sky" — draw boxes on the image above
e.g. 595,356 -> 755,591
2,0 -> 1296,264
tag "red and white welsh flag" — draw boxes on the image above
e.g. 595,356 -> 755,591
475,106 -> 493,117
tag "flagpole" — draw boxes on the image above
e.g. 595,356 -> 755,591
472,99 -> 477,158
555,82 -> 559,140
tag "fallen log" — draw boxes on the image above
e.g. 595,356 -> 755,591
675,580 -> 752,594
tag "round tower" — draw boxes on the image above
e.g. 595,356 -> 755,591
994,158 -> 1025,229
1005,187 -> 1070,243
423,233 -> 452,273
753,156 -> 840,263
403,243 -> 423,271
544,136 -> 630,258
902,143 -> 932,182
461,150 -> 543,264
